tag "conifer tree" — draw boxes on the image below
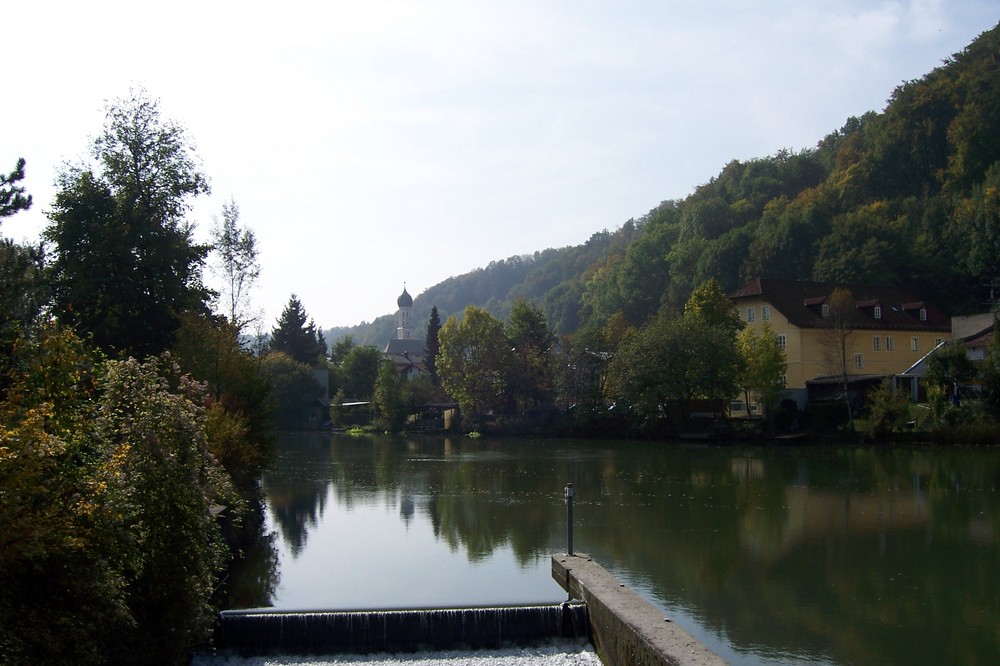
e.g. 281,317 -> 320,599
0,157 -> 32,218
270,295 -> 325,366
425,306 -> 441,386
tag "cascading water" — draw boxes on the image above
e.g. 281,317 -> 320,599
214,603 -> 590,657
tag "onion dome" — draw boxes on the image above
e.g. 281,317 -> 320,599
397,286 -> 413,308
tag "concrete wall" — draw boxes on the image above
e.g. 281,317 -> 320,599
552,554 -> 726,666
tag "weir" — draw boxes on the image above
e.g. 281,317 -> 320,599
212,552 -> 724,664
213,603 -> 590,656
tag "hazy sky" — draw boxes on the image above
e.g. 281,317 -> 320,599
3,1 -> 996,329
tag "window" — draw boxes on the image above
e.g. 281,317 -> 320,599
821,303 -> 830,318
762,305 -> 770,321
874,305 -> 882,319
746,307 -> 756,322
855,353 -> 864,369
731,401 -> 744,412
886,336 -> 895,351
777,334 -> 786,350
919,308 -> 927,321
781,374 -> 787,387
935,337 -> 943,347
873,336 -> 881,351
911,337 -> 919,351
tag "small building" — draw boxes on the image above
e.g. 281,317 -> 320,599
896,313 -> 995,401
952,313 -> 995,362
728,278 -> 951,408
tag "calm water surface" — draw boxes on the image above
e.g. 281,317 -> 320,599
229,434 -> 1000,666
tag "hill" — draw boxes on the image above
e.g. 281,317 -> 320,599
329,21 -> 1000,347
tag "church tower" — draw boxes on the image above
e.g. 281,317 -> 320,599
396,284 -> 414,340
384,284 -> 426,378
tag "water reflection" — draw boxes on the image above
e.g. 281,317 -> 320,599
247,434 -> 1000,666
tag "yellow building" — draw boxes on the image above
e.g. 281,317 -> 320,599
728,278 -> 951,408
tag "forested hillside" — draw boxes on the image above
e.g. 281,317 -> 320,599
333,21 -> 1000,344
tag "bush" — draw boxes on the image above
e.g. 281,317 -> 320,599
865,378 -> 911,439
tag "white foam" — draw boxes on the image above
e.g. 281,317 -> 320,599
192,641 -> 601,666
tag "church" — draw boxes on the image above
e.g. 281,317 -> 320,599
383,285 -> 427,379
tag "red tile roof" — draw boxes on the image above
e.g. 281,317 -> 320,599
728,278 -> 950,332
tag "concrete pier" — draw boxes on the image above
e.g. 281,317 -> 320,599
552,554 -> 726,666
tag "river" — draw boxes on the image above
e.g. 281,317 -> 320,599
224,433 -> 1000,665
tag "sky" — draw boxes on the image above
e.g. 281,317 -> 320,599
3,1 -> 997,330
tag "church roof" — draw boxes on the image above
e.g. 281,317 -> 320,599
397,286 -> 413,308
384,338 -> 425,357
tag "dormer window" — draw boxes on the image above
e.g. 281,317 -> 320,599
919,308 -> 927,321
821,303 -> 830,318
874,305 -> 882,319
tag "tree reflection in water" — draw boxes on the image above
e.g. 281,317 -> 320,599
243,433 -> 1000,666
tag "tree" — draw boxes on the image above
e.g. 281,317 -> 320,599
554,332 -> 609,414
607,316 -> 686,422
866,378 -> 912,438
813,203 -> 903,285
957,163 -> 1000,290
171,313 -> 273,482
374,359 -> 406,432
339,345 -> 383,401
329,335 -> 355,366
438,306 -> 512,418
0,157 -> 32,219
736,324 -> 786,425
0,159 -> 44,389
45,89 -> 211,358
0,240 -> 47,377
211,198 -> 260,334
608,311 -> 742,426
0,332 -> 237,665
684,278 -> 743,338
95,357 -> 236,665
0,325 -> 124,666
926,341 -> 977,401
270,295 -> 326,367
506,299 -> 554,411
260,352 -> 321,430
818,288 -> 857,428
425,306 -> 441,386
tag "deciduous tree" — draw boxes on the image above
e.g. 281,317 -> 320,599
171,313 -> 273,482
374,359 -> 406,431
819,288 -> 857,427
211,198 -> 260,334
339,345 -> 383,401
96,357 -> 236,665
438,306 -> 512,418
260,351 -> 321,430
506,299 -> 554,410
684,278 -> 743,338
736,323 -> 786,424
45,89 -> 211,358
